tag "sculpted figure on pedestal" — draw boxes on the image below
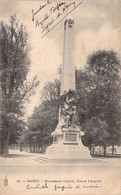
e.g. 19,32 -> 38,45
59,90 -> 79,129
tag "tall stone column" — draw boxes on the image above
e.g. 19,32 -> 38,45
46,19 -> 91,160
61,19 -> 75,94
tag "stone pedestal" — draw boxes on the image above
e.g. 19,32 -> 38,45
46,126 -> 91,159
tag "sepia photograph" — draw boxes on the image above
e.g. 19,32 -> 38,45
0,0 -> 121,194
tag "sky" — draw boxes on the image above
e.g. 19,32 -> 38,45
0,0 -> 121,119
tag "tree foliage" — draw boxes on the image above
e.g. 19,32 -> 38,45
0,14 -> 39,157
26,79 -> 60,151
84,50 -> 121,149
87,50 -> 121,76
81,117 -> 109,147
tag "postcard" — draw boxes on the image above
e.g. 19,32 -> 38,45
0,0 -> 121,194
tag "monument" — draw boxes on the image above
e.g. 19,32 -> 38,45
46,19 -> 91,160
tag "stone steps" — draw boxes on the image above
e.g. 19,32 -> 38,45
33,156 -> 102,164
33,156 -> 48,163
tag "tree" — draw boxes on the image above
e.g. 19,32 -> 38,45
87,50 -> 121,76
86,50 -> 121,153
81,117 -> 109,156
0,14 -> 39,157
75,69 -> 110,155
26,79 -> 60,152
76,69 -> 98,123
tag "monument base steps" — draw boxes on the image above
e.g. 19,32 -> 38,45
33,142 -> 103,163
46,142 -> 91,159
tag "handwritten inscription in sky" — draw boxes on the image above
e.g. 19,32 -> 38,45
31,1 -> 83,38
